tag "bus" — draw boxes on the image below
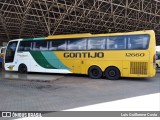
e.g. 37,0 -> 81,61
156,53 -> 160,68
4,30 -> 156,80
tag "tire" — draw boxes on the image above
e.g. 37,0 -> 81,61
156,64 -> 159,68
88,66 -> 102,79
105,66 -> 120,80
18,64 -> 28,74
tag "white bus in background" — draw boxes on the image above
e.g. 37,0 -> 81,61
156,54 -> 160,68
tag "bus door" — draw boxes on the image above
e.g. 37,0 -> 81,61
5,41 -> 18,71
73,59 -> 81,74
74,59 -> 87,74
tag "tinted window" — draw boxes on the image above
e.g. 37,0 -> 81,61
107,36 -> 126,50
49,40 -> 66,50
156,55 -> 158,60
5,41 -> 18,63
128,34 -> 149,49
156,54 -> 160,60
18,41 -> 32,51
68,39 -> 87,50
33,41 -> 48,51
88,37 -> 106,50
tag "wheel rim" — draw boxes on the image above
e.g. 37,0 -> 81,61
109,70 -> 116,77
92,69 -> 99,76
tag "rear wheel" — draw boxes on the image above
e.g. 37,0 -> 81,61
105,66 -> 120,80
18,64 -> 27,74
88,66 -> 102,79
156,64 -> 159,68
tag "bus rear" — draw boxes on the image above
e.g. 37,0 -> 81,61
118,30 -> 156,78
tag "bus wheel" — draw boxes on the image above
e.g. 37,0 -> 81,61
18,64 -> 27,74
88,66 -> 102,79
105,67 -> 120,80
156,64 -> 159,68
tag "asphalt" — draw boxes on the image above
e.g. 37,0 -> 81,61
0,69 -> 159,111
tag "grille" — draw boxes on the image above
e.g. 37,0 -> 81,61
130,62 -> 148,75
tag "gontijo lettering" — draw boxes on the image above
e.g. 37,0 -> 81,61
64,52 -> 104,58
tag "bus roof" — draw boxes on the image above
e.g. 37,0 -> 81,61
9,30 -> 155,41
46,33 -> 92,39
46,30 -> 154,39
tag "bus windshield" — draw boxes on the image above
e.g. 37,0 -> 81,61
5,41 -> 18,63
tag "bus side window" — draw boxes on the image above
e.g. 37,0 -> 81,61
107,36 -> 126,50
68,38 -> 87,50
33,41 -> 48,51
57,40 -> 66,50
107,38 -> 116,50
49,40 -> 66,51
128,43 -> 132,49
49,41 -> 58,50
33,42 -> 40,51
39,41 -> 48,50
128,35 -> 149,49
18,41 -> 32,51
88,37 -> 105,50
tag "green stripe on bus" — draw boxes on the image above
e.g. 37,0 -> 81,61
41,51 -> 71,70
30,51 -> 57,69
23,37 -> 45,41
33,37 -> 45,40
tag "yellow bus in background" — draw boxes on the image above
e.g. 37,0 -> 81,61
4,30 -> 156,80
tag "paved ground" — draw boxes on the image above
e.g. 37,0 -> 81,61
0,69 -> 159,111
1,71 -> 64,81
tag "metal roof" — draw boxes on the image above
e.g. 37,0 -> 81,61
0,0 -> 160,45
